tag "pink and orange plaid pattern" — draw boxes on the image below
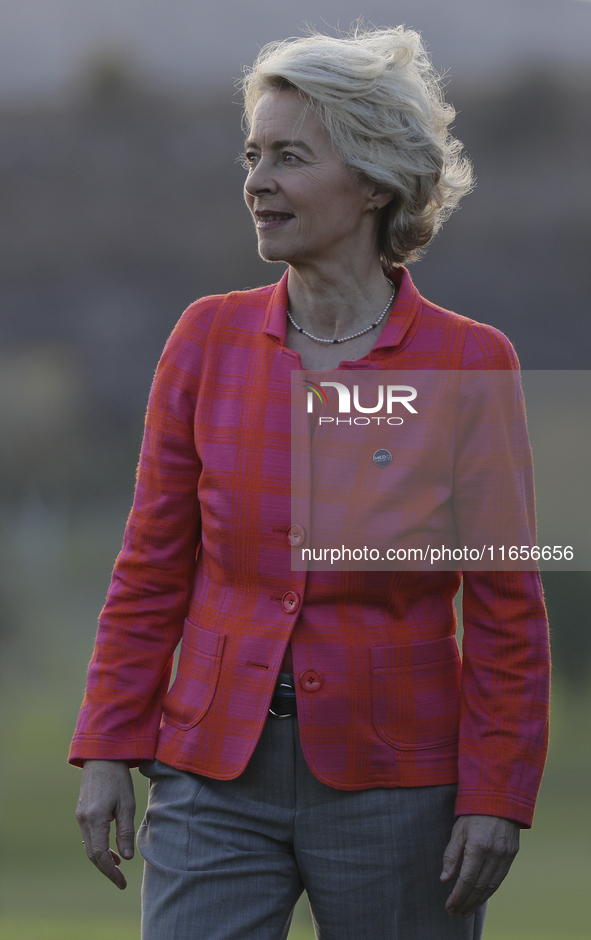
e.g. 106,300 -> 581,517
70,267 -> 550,828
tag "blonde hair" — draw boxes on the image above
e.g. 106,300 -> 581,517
241,26 -> 474,265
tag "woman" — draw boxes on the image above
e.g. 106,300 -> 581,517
72,27 -> 550,940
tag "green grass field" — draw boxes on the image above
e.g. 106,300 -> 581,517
2,921 -> 586,940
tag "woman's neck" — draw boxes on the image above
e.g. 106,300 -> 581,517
286,259 -> 393,342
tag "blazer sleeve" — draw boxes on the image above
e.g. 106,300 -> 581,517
453,321 -> 551,827
68,299 -> 214,767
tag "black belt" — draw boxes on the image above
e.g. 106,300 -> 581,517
269,672 -> 297,718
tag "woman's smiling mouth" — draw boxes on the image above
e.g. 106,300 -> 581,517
255,210 -> 295,228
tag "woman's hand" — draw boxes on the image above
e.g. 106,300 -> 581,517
76,759 -> 136,890
440,814 -> 520,917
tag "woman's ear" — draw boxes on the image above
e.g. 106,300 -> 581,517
367,188 -> 395,212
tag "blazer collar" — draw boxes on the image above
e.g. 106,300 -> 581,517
262,266 -> 421,355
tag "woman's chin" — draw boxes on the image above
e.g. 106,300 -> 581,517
257,241 -> 292,264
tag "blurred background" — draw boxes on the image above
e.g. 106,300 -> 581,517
0,1 -> 590,938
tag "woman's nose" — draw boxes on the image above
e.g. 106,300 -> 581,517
244,158 -> 278,197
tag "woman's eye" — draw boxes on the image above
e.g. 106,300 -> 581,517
282,153 -> 297,164
244,152 -> 259,168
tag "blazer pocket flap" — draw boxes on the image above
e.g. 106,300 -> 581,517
162,621 -> 226,730
371,636 -> 461,750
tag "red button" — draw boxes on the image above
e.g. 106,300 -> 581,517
299,669 -> 323,692
282,591 -> 300,614
287,525 -> 306,546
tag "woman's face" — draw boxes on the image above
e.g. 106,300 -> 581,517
243,90 -> 376,268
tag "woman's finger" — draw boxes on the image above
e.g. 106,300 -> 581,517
454,853 -> 514,916
83,813 -> 128,889
445,841 -> 487,914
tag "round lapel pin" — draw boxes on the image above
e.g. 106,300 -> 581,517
373,449 -> 393,467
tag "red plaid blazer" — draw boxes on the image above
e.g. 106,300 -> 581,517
69,266 -> 550,828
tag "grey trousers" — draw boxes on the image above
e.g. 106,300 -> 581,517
137,716 -> 487,940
